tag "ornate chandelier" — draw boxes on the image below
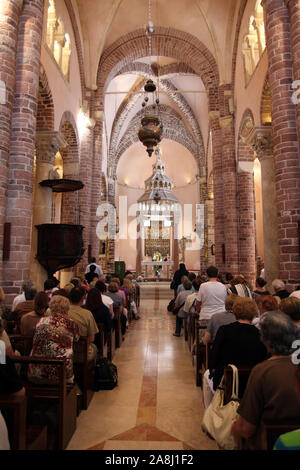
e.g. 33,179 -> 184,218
138,0 -> 163,157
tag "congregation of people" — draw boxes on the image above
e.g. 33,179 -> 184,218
171,263 -> 300,450
0,258 -> 140,449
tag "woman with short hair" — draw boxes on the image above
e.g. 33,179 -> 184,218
20,291 -> 49,336
28,295 -> 80,385
231,311 -> 300,449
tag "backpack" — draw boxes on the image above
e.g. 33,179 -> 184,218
167,298 -> 176,312
94,358 -> 118,391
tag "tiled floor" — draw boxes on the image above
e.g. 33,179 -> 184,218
67,283 -> 218,450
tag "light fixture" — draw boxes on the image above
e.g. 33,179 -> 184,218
138,0 -> 163,157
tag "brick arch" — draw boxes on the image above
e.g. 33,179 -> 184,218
116,61 -> 197,79
113,104 -> 198,176
96,27 -> 219,111
37,66 -> 54,131
59,111 -> 79,148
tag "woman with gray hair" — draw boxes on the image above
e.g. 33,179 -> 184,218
28,295 -> 80,385
231,311 -> 300,449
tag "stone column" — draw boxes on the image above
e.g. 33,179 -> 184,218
219,114 -> 239,275
172,224 -> 179,272
262,0 -> 300,285
285,0 -> 300,157
246,126 -> 279,286
0,0 -> 23,283
136,216 -> 143,275
209,112 -> 225,271
237,158 -> 256,287
29,131 -> 67,290
4,0 -> 44,304
90,119 -> 103,264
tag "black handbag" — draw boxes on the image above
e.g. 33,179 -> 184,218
170,280 -> 176,290
94,358 -> 118,391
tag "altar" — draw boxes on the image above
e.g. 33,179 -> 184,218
141,261 -> 174,279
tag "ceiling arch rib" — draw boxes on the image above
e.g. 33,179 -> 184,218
113,104 -> 199,177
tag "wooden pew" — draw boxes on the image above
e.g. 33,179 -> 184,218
9,334 -> 33,356
114,310 -> 122,349
0,395 -> 47,450
261,422 -> 300,450
11,356 -> 77,450
73,337 -> 95,411
223,365 -> 253,405
195,322 -> 209,387
106,327 -> 116,361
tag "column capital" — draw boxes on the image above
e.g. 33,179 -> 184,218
35,131 -> 68,164
244,126 -> 273,161
219,115 -> 233,128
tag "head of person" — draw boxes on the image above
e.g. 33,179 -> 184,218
106,274 -> 112,284
257,295 -> 279,315
108,281 -> 119,293
21,280 -> 34,293
180,275 -> 188,285
70,278 -> 80,288
111,277 -> 120,287
231,274 -> 247,286
85,287 -> 104,311
49,295 -> 70,317
95,280 -> 107,293
89,264 -> 97,273
256,277 -> 267,289
50,276 -> 60,288
183,279 -> 192,291
206,266 -> 218,279
280,297 -> 300,326
63,283 -> 75,296
188,272 -> 196,282
34,292 -> 49,317
90,257 -> 96,264
225,272 -> 233,283
272,279 -> 286,293
25,287 -> 37,301
51,289 -> 69,299
192,278 -> 201,292
225,294 -> 238,312
179,263 -> 187,272
98,274 -> 106,283
259,310 -> 299,356
232,297 -> 258,322
69,286 -> 86,305
44,279 -> 55,292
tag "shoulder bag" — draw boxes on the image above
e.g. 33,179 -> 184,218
202,364 -> 240,450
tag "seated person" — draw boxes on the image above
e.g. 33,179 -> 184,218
44,279 -> 57,299
11,280 -> 35,312
68,287 -> 99,361
252,295 -> 279,328
28,295 -> 80,385
203,297 -> 267,408
272,279 -> 290,301
20,291 -> 49,337
0,317 -> 14,358
85,288 -> 113,346
94,280 -> 114,318
231,311 -> 300,450
203,294 -> 237,345
253,277 -> 270,297
279,297 -> 300,334
106,282 -> 127,340
274,362 -> 300,450
11,287 -> 37,330
85,265 -> 99,285
228,275 -> 253,298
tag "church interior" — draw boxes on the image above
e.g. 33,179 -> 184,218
1,0 -> 300,453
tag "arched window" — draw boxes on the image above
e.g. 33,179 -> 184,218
242,1 -> 266,85
46,0 -> 71,81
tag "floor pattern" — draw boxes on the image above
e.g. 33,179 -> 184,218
67,283 -> 218,450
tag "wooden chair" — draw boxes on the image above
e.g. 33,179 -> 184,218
9,334 -> 33,356
223,365 -> 253,405
0,394 -> 47,450
73,337 -> 95,411
11,356 -> 77,450
261,422 -> 300,450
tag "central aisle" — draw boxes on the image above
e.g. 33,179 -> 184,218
67,283 -> 218,450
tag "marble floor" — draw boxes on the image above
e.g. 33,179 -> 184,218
67,283 -> 218,450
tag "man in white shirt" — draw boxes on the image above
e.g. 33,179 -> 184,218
12,280 -> 35,311
196,266 -> 227,320
85,257 -> 103,276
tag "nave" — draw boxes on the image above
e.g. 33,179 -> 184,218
67,283 -> 217,451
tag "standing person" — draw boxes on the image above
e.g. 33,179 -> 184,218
20,292 -> 49,337
173,279 -> 193,337
85,257 -> 103,276
195,266 -> 227,321
171,263 -> 189,298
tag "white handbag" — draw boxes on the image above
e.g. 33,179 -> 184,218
202,364 -> 240,450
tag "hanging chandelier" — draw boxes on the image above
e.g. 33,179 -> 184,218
138,0 -> 163,157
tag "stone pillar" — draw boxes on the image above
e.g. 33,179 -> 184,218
219,114 -> 239,275
77,115 -> 95,274
136,216 -> 142,275
209,112 -> 225,271
0,0 -> 23,283
246,126 -> 280,286
30,131 -> 67,290
263,0 -> 300,285
286,0 -> 300,157
237,158 -> 256,288
172,224 -> 179,272
4,0 -> 44,304
90,119 -> 103,264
